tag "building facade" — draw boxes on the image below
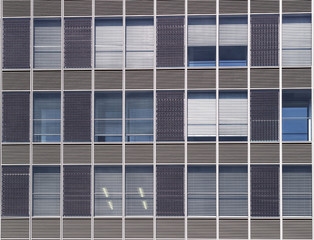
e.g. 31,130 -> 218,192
0,0 -> 313,239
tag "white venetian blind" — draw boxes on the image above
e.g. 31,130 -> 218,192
34,19 -> 61,69
188,17 -> 216,47
282,15 -> 312,66
219,16 -> 248,46
95,18 -> 123,68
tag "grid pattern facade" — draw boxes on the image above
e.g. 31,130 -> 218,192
0,0 -> 313,239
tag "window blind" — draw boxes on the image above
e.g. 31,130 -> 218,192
34,19 -> 61,69
126,18 -> 154,68
95,18 -> 123,68
94,166 -> 122,216
33,167 -> 60,216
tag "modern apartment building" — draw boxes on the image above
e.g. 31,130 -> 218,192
0,0 -> 313,239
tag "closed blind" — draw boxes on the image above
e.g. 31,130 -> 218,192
34,19 -> 61,69
219,16 -> 248,46
95,18 -> 123,68
188,17 -> 216,46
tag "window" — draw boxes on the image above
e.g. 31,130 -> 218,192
34,19 -> 61,69
126,18 -> 154,68
95,166 -> 122,216
219,16 -> 247,66
95,18 -> 123,68
188,166 -> 216,216
188,91 -> 216,141
125,91 -> 153,142
126,166 -> 153,216
219,166 -> 248,216
33,167 -> 60,216
283,14 -> 311,66
219,91 -> 248,141
95,92 -> 122,142
33,92 -> 61,142
282,90 -> 311,141
188,16 -> 216,67
283,165 -> 312,216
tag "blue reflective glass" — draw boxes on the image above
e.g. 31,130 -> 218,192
188,46 -> 216,67
219,46 -> 247,66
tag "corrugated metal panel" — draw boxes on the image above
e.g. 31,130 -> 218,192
95,0 -> 122,15
33,144 -> 60,164
94,219 -> 122,238
32,219 -> 60,238
219,0 -> 247,13
64,71 -> 91,90
157,70 -> 185,89
157,0 -> 185,14
250,143 -> 279,163
188,0 -> 216,14
126,70 -> 153,89
1,219 -> 29,238
126,0 -> 153,15
3,71 -> 30,90
94,144 -> 122,163
157,144 -> 185,163
283,219 -> 312,239
64,0 -> 92,16
33,71 -> 61,90
125,219 -> 153,238
282,0 -> 311,12
187,219 -> 216,238
63,144 -> 91,164
63,219 -> 91,238
251,219 -> 280,239
2,144 -> 30,164
251,0 -> 279,13
282,68 -> 311,88
250,68 -> 279,88
3,0 -> 30,17
282,143 -> 311,163
187,69 -> 216,89
125,144 -> 153,163
34,0 -> 61,16
187,143 -> 216,163
157,219 -> 185,238
219,69 -> 247,88
219,219 -> 248,239
95,70 -> 122,89
219,143 -> 248,163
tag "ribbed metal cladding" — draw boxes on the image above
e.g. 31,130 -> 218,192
3,0 -> 30,17
95,70 -> 122,89
33,144 -> 60,164
33,71 -> 61,90
64,0 -> 92,16
63,219 -> 91,238
34,0 -> 61,16
250,143 -> 279,163
64,70 -> 92,90
156,91 -> 184,141
156,166 -> 184,216
63,166 -> 91,216
125,219 -> 153,238
156,17 -> 184,67
250,90 -> 279,141
3,92 -> 30,142
156,70 -> 185,89
2,71 -> 30,90
219,219 -> 248,239
94,218 -> 122,238
282,68 -> 311,88
126,0 -> 153,15
282,0 -> 311,12
95,0 -> 122,15
251,0 -> 279,13
157,0 -> 185,14
2,166 -> 29,216
125,70 -> 153,89
187,69 -> 216,89
94,144 -> 122,163
219,0 -> 247,13
187,143 -> 216,163
32,219 -> 60,238
283,219 -> 312,239
187,219 -> 216,238
3,19 -> 30,69
188,0 -> 216,14
219,69 -> 247,88
125,144 -> 153,163
251,165 -> 279,217
64,18 -> 91,68
251,15 -> 279,66
157,144 -> 185,163
156,218 -> 185,238
250,68 -> 279,88
64,92 -> 91,142
251,219 -> 280,239
219,143 -> 247,163
2,144 -> 30,164
282,143 -> 312,163
63,144 -> 91,164
1,219 -> 29,238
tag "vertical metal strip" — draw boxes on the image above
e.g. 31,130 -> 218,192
0,0 -> 2,236
312,0 -> 314,238
216,0 -> 219,238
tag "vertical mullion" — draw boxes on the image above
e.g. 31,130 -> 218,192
312,0 -> 314,237
216,0 -> 219,238
0,0 -> 2,236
